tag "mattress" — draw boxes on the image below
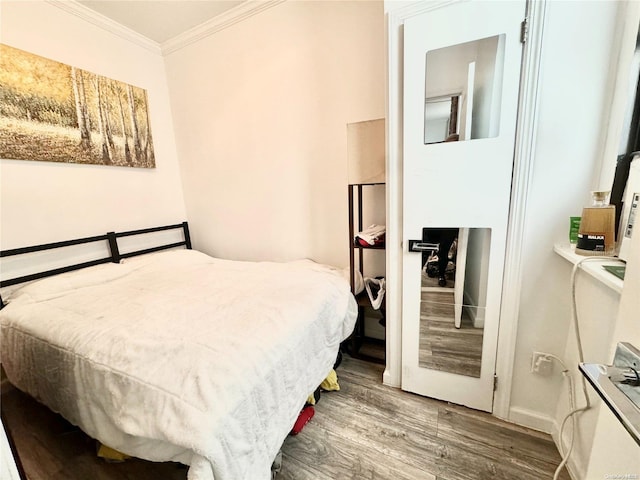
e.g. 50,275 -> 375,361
0,249 -> 357,480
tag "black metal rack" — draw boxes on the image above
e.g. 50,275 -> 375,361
345,183 -> 386,364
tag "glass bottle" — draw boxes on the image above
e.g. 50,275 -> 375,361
575,191 -> 616,256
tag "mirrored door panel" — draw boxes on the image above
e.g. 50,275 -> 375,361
424,34 -> 506,144
418,227 -> 490,378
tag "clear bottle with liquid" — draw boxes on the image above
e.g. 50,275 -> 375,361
575,191 -> 616,256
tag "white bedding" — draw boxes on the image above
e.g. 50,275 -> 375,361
0,249 -> 357,480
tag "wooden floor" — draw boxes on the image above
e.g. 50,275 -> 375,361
1,357 -> 569,480
279,357 -> 569,480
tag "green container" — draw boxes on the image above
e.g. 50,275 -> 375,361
569,217 -> 581,244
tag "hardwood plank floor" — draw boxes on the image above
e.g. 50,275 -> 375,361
280,357 -> 569,480
2,356 -> 569,480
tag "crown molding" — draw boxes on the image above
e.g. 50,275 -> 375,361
46,0 -> 162,55
161,0 -> 286,55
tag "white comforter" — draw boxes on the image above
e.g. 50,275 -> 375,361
0,249 -> 357,480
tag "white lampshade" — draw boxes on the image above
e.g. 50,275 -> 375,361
347,118 -> 385,184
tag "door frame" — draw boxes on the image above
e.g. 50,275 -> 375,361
384,0 -> 547,420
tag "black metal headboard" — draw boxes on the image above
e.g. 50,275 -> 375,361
108,222 -> 192,263
0,221 -> 191,308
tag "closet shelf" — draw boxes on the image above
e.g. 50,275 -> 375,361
345,183 -> 386,365
353,242 -> 385,250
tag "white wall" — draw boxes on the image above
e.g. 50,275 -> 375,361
472,35 -> 500,139
463,227 -> 490,328
508,0 -> 620,427
164,1 -> 385,267
0,1 -> 186,249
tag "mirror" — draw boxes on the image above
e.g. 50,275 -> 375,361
424,94 -> 461,143
418,227 -> 490,377
424,34 -> 505,144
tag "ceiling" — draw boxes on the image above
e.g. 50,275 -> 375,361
77,1 -> 245,44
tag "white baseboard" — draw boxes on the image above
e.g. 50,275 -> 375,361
382,369 -> 400,388
508,406 -> 582,480
508,406 -> 554,433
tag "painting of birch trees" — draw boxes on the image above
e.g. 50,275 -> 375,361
0,44 -> 155,168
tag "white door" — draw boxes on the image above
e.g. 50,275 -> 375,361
401,0 -> 526,412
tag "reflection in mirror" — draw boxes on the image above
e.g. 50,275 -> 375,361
424,34 -> 505,144
424,94 -> 461,143
418,227 -> 491,378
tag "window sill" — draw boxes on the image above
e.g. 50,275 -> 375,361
554,244 -> 625,294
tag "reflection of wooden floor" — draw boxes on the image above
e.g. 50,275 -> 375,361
419,274 -> 483,377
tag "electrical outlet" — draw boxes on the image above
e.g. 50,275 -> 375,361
531,352 -> 553,375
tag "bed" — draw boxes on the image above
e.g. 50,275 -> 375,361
0,222 -> 357,480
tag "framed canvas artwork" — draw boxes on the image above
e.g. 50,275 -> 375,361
0,44 -> 155,168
